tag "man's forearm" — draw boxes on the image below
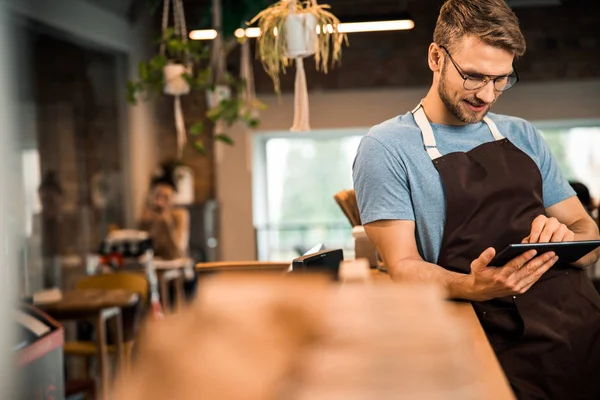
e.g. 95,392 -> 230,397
569,217 -> 600,267
389,259 -> 475,300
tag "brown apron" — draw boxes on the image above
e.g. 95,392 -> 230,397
412,103 -> 600,400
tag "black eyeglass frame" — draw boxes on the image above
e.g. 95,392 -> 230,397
439,45 -> 519,92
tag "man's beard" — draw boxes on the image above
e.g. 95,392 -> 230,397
438,65 -> 494,124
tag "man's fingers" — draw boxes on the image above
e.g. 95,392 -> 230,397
471,247 -> 496,271
528,215 -> 547,244
565,229 -> 575,242
512,255 -> 559,293
500,249 -> 537,273
509,251 -> 556,283
538,217 -> 560,243
521,236 -> 530,244
550,226 -> 566,243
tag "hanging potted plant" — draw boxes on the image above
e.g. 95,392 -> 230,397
249,0 -> 348,131
128,0 -> 267,156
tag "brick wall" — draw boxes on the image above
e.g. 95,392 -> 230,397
33,33 -> 124,253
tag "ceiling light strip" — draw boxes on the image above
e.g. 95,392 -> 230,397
190,19 -> 414,40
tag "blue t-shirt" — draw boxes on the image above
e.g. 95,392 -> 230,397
352,111 -> 575,264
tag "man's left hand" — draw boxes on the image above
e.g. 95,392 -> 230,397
522,215 -> 575,243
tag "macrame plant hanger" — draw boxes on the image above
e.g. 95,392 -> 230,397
289,0 -> 311,132
240,40 -> 256,107
160,0 -> 190,158
240,37 -> 258,171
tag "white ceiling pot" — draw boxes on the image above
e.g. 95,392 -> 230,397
250,0 -> 348,131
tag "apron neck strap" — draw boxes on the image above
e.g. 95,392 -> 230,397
412,102 -> 443,160
483,116 -> 505,141
412,101 -> 505,161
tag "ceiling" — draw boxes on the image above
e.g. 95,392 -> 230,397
86,0 -> 138,17
506,0 -> 562,7
86,0 -> 578,28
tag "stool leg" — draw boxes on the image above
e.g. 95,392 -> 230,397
111,311 -> 125,374
95,314 -> 109,400
175,273 -> 185,312
124,341 -> 134,373
159,275 -> 169,313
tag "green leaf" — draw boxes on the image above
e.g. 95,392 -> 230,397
190,122 -> 204,136
215,133 -> 234,145
149,54 -> 168,71
187,40 -> 204,54
247,118 -> 260,129
138,62 -> 149,81
181,73 -> 193,87
127,81 -> 142,105
206,106 -> 223,122
251,99 -> 268,111
126,84 -> 137,105
162,27 -> 176,41
167,39 -> 185,55
193,140 -> 207,155
219,99 -> 243,126
195,68 -> 212,88
200,45 -> 211,59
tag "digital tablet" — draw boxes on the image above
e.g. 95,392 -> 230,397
489,240 -> 600,267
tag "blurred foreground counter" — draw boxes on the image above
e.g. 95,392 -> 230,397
112,273 -> 514,400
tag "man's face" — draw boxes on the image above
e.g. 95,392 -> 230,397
437,35 -> 515,124
150,184 -> 174,212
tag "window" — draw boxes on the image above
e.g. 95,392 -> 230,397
537,121 -> 600,201
253,121 -> 600,262
253,129 -> 365,261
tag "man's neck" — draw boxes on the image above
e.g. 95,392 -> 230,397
421,87 -> 466,126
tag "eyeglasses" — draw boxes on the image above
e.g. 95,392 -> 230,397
439,45 -> 519,92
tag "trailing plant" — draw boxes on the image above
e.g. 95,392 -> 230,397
127,28 -> 211,105
249,0 -> 348,94
127,28 -> 265,153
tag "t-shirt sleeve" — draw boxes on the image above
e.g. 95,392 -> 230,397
352,135 -> 415,224
528,125 -> 576,207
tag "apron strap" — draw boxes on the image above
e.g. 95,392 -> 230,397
412,103 -> 443,160
412,102 -> 506,161
483,116 -> 505,140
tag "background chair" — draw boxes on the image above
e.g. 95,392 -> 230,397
64,272 -> 149,377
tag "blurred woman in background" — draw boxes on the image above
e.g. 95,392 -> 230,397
139,176 -> 189,259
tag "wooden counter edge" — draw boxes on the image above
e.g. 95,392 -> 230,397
448,302 -> 515,400
196,261 -> 290,272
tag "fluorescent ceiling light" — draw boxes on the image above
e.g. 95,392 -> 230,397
189,29 -> 218,40
235,27 -> 262,38
192,19 -> 414,40
338,20 -> 414,33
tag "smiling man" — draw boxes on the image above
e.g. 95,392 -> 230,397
353,0 -> 600,398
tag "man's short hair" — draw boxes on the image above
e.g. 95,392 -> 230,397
433,0 -> 526,56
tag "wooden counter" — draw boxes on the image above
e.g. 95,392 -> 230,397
371,269 -> 514,399
188,262 -> 514,399
448,302 -> 515,400
113,268 -> 515,399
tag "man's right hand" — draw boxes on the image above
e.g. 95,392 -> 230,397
466,248 -> 559,302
